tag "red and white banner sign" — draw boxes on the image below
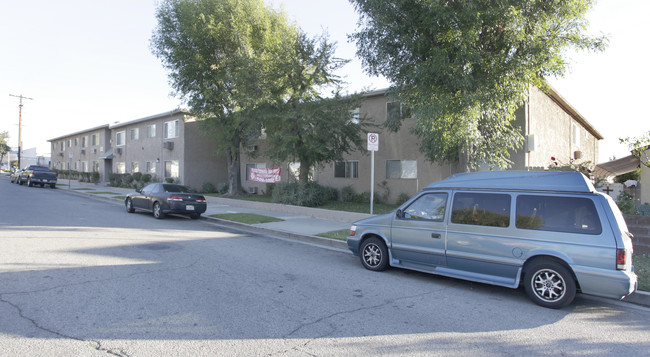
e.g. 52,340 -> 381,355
249,167 -> 281,183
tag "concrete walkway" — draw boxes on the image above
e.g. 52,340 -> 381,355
49,179 -> 650,308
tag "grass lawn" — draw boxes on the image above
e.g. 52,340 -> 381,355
316,229 -> 351,241
89,191 -> 120,195
209,213 -> 284,224
634,254 -> 650,292
72,188 -> 95,191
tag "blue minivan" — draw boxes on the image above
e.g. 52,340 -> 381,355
347,171 -> 638,308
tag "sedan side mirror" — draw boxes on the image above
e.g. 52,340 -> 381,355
135,188 -> 142,193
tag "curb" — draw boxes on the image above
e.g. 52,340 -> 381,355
624,290 -> 650,308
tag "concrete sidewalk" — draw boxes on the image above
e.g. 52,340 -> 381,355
56,179 -> 364,251
53,179 -> 650,309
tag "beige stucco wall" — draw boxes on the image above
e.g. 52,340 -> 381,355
526,86 -> 599,170
49,126 -> 111,181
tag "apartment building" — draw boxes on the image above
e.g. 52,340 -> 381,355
49,86 -> 601,202
241,86 -> 603,202
49,110 -> 229,189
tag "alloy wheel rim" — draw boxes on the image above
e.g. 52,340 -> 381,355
363,243 -> 382,267
531,268 -> 566,302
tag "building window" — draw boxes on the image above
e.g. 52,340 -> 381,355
386,160 -> 417,179
116,162 -> 126,174
116,131 -> 126,146
130,128 -> 139,141
146,161 -> 156,174
246,163 -> 266,181
147,124 -> 157,138
67,139 -> 72,148
349,108 -> 360,124
571,123 -> 581,148
334,161 -> 358,178
91,134 -> 98,146
74,138 -> 78,146
131,161 -> 139,173
81,161 -> 88,172
164,160 -> 179,178
387,102 -> 411,121
164,120 -> 179,139
81,136 -> 87,148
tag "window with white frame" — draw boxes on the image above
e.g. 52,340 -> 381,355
131,161 -> 139,173
571,123 -> 581,148
81,161 -> 88,172
81,136 -> 87,148
164,160 -> 179,178
146,161 -> 156,174
334,161 -> 359,178
386,160 -> 417,179
116,162 -> 126,174
245,163 -> 266,181
116,131 -> 126,146
67,139 -> 72,148
130,128 -> 139,141
164,120 -> 179,139
147,124 -> 157,138
91,134 -> 98,146
74,138 -> 78,146
386,101 -> 411,121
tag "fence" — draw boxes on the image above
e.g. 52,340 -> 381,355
625,214 -> 650,255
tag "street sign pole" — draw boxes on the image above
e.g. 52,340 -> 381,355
370,150 -> 374,215
367,133 -> 379,215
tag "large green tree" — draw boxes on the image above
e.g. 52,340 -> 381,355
350,0 -> 606,170
621,131 -> 650,168
151,0 -> 296,195
263,32 -> 370,183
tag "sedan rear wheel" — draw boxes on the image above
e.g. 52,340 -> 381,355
125,198 -> 135,213
153,202 -> 165,219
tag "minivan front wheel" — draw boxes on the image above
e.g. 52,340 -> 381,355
360,237 -> 389,271
524,260 -> 576,309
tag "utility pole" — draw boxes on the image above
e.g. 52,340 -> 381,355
9,94 -> 33,169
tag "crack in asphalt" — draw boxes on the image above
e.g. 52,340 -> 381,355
0,259 -> 200,356
270,288 -> 454,356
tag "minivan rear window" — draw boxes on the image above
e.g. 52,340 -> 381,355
451,192 -> 510,227
516,195 -> 602,235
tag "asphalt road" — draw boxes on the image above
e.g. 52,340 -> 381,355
1,177 -> 650,356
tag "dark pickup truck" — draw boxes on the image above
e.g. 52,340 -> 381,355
17,165 -> 58,188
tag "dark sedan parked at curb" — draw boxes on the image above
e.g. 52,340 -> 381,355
125,183 -> 207,219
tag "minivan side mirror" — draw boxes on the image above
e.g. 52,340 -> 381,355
396,209 -> 403,219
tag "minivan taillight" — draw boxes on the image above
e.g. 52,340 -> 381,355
616,249 -> 627,270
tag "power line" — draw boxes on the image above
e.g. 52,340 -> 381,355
9,94 -> 34,168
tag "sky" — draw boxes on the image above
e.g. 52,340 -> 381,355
1,0 -> 647,164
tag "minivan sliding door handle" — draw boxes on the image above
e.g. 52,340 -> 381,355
431,233 -> 441,239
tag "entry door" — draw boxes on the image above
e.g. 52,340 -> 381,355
390,192 -> 449,267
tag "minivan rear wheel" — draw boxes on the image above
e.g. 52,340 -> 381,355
524,260 -> 576,309
360,237 -> 389,271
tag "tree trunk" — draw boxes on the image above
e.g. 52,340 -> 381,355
226,136 -> 242,196
299,160 -> 310,183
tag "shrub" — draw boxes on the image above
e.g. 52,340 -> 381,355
341,186 -> 356,202
141,173 -> 152,184
217,182 -> 229,194
91,171 -> 100,183
616,192 -> 636,215
354,191 -> 371,204
202,182 -> 217,193
396,193 -> 410,206
124,174 -> 134,185
265,183 -> 276,197
165,177 -> 175,183
132,172 -> 143,182
271,182 -> 333,207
